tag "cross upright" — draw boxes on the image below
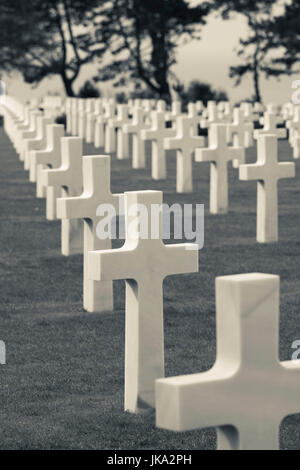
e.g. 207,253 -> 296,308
42,137 -> 84,255
88,190 -> 198,413
165,101 -> 182,124
187,102 -> 201,136
141,110 -> 176,180
94,102 -> 115,149
31,123 -> 65,187
156,272 -> 300,450
200,102 -> 222,129
289,106 -> 300,146
109,104 -> 131,159
25,116 -> 54,171
195,123 -> 245,214
239,134 -> 295,243
123,108 -> 151,169
227,108 -> 254,149
293,136 -> 300,159
164,115 -> 205,193
86,99 -> 103,144
254,113 -> 287,140
34,124 -> 65,220
57,155 -> 122,313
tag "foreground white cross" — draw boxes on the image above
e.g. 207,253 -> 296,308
88,190 -> 198,413
195,124 -> 245,214
57,155 -> 122,313
239,135 -> 295,243
156,272 -> 300,450
164,116 -> 205,193
141,111 -> 176,180
42,137 -> 84,255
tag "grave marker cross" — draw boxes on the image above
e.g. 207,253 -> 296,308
164,116 -> 205,193
88,190 -> 198,413
42,137 -> 84,255
156,273 -> 300,451
57,155 -> 122,313
239,135 -> 295,243
195,124 -> 245,214
141,111 -> 176,180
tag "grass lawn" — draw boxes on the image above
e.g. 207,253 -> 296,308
0,125 -> 300,450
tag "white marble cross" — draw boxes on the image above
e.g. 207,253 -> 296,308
293,136 -> 300,159
165,116 -> 205,193
141,110 -> 176,180
195,124 -> 245,214
107,104 -> 131,158
94,102 -> 115,149
29,122 -> 63,183
227,108 -> 254,148
34,124 -> 65,219
165,101 -> 182,124
57,155 -> 122,313
200,101 -> 222,130
187,102 -> 201,136
66,98 -> 74,134
78,99 -> 95,140
289,107 -> 300,147
24,116 -> 53,171
241,102 -> 256,123
19,111 -> 42,162
156,272 -> 300,450
123,108 -> 151,169
254,113 -> 287,140
42,137 -> 84,255
86,99 -> 103,144
88,190 -> 198,413
239,135 -> 295,243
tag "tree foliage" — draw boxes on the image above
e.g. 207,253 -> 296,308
214,0 -> 278,103
266,0 -> 300,74
92,0 -> 211,100
0,0 -> 102,96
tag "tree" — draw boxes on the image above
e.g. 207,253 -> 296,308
266,0 -> 300,75
0,0 -> 103,97
214,0 -> 278,103
184,80 -> 228,105
92,0 -> 211,100
78,80 -> 101,98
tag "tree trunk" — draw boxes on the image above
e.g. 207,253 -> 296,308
61,74 -> 75,97
253,65 -> 261,103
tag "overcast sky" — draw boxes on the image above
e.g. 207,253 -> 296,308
3,14 -> 295,105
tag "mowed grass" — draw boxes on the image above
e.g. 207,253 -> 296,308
0,124 -> 300,450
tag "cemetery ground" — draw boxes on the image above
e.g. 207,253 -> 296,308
0,126 -> 300,450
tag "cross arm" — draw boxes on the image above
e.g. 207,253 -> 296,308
42,166 -> 70,188
156,368 -> 232,431
141,128 -> 158,141
88,245 -> 137,282
239,163 -> 265,182
195,147 -> 217,163
163,244 -> 198,278
278,162 -> 295,180
56,194 -> 91,220
164,136 -> 182,151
